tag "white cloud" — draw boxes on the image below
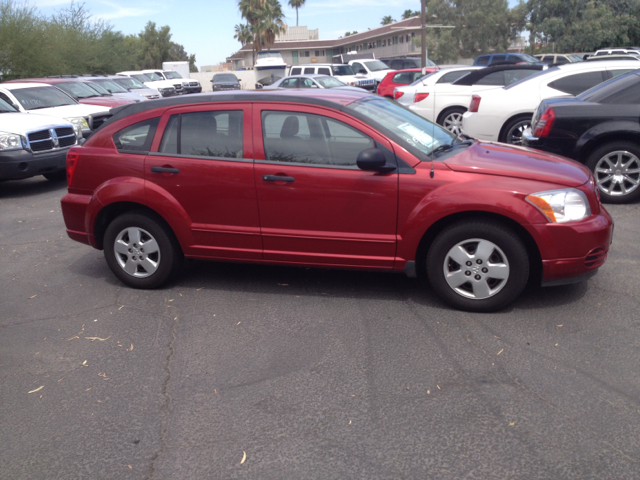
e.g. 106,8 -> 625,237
93,0 -> 158,20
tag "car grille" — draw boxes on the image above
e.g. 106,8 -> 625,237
188,82 -> 199,86
357,79 -> 375,86
27,127 -> 77,153
174,83 -> 183,91
585,247 -> 607,268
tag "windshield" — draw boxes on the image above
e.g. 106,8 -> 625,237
315,76 -> 346,88
214,74 -> 239,83
364,60 -> 391,72
56,82 -> 101,99
518,53 -> 539,63
0,97 -> 17,113
504,66 -> 559,90
114,77 -> 146,90
164,71 -> 183,79
132,74 -> 154,83
410,70 -> 439,86
332,65 -> 356,76
569,55 -> 583,62
12,86 -> 77,110
94,80 -> 128,93
145,72 -> 164,81
257,51 -> 282,59
83,82 -> 111,96
347,96 -> 455,158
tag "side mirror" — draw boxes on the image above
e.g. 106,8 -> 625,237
238,79 -> 242,83
357,148 -> 393,172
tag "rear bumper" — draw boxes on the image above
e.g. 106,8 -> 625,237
533,208 -> 613,285
61,192 -> 94,247
0,148 -> 68,180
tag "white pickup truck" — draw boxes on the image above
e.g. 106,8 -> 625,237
348,59 -> 395,92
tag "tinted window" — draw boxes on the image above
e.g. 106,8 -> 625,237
290,67 -> 302,75
403,59 -> 419,69
113,118 -> 160,153
261,111 -> 373,167
437,70 -> 472,84
158,111 -> 243,158
580,73 -> 640,104
300,78 -> 315,88
475,56 -> 490,66
541,56 -> 553,63
491,55 -> 507,64
393,72 -> 417,85
555,56 -> 569,64
318,67 -> 331,75
475,71 -> 505,86
504,69 -> 539,85
280,78 -> 298,88
610,69 -> 636,78
303,67 -> 315,74
548,71 -> 606,95
352,62 -> 367,74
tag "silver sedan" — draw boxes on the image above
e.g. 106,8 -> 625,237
262,74 -> 367,92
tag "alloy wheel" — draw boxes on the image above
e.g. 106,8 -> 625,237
443,112 -> 464,135
113,227 -> 161,278
594,150 -> 640,198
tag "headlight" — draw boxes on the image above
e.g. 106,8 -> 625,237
526,188 -> 591,223
64,117 -> 86,138
0,131 -> 24,151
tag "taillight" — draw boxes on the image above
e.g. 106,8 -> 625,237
469,95 -> 481,113
67,148 -> 80,186
414,92 -> 429,103
394,90 -> 404,100
532,106 -> 556,137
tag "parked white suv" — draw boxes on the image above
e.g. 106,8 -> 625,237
289,64 -> 375,90
116,71 -> 178,97
0,97 -> 77,181
0,83 -> 111,138
461,60 -> 639,145
141,69 -> 202,94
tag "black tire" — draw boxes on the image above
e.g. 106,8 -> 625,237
586,141 -> 640,204
499,115 -> 531,145
43,170 -> 67,182
437,107 -> 466,136
103,211 -> 183,289
426,220 -> 529,312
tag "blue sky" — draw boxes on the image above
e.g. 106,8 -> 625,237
35,0 -> 519,69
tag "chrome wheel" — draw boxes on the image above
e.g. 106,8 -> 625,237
442,112 -> 464,135
113,227 -> 161,278
443,238 -> 510,300
594,150 -> 640,198
505,119 -> 530,145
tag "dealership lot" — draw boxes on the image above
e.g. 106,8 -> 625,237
1,177 -> 639,479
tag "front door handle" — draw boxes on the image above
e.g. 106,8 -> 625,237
263,175 -> 295,182
151,166 -> 180,174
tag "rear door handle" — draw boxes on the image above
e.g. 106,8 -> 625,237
263,175 -> 295,182
151,166 -> 180,174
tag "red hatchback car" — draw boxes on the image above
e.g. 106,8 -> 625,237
61,90 -> 613,312
377,68 -> 439,98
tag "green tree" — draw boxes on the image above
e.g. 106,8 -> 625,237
401,9 -> 419,19
237,0 -> 286,63
138,21 -> 172,69
381,15 -> 395,25
288,0 -> 306,27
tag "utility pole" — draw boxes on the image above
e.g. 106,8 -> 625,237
421,0 -> 427,75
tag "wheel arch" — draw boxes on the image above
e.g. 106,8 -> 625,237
498,112 -> 533,143
577,131 -> 640,164
414,210 -> 542,284
436,105 -> 468,125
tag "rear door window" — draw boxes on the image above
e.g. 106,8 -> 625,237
392,72 -> 415,84
475,56 -> 489,66
317,67 -> 331,75
437,70 -> 472,84
113,118 -> 160,154
548,71 -> 606,95
303,67 -> 315,74
491,55 -> 507,64
290,67 -> 302,75
555,56 -> 569,64
158,111 -> 243,158
280,78 -> 298,88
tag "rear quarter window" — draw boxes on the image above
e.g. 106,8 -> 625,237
548,71 -> 606,95
475,56 -> 489,66
113,118 -> 160,154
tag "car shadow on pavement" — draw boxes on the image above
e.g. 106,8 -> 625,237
0,176 -> 67,198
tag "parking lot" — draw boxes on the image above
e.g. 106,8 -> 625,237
1,177 -> 639,479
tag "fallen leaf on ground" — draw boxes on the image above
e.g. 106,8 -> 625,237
497,349 -> 504,355
127,465 -> 132,470
85,336 -> 111,342
509,422 -> 515,426
118,305 -> 124,310
67,336 -> 79,341
240,451 -> 246,464
437,385 -> 441,390
126,343 -> 134,352
86,387 -> 92,391
28,386 -> 44,394
237,322 -> 241,325
29,295 -> 37,299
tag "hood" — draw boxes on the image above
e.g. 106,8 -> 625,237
0,112 -> 73,134
444,141 -> 591,187
110,92 -> 146,102
23,103 -> 110,118
78,96 -> 135,107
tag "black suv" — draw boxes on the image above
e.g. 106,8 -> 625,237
211,73 -> 241,91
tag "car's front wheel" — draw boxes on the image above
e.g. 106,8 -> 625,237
586,141 -> 640,204
104,211 -> 183,289
426,220 -> 529,312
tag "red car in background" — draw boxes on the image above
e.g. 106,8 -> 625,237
61,89 -> 612,312
5,78 -> 136,108
377,68 -> 439,98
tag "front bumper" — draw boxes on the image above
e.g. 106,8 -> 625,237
531,208 -> 614,285
183,84 -> 202,94
0,148 -> 69,181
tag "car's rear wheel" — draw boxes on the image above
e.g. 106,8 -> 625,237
438,107 -> 466,135
426,220 -> 529,312
586,142 -> 640,204
500,115 -> 531,145
104,211 -> 183,289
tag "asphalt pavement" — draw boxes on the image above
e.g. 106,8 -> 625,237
1,176 -> 639,480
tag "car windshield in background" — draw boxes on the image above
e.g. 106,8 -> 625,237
569,54 -> 584,62
132,74 -> 154,83
145,72 -> 164,81
214,74 -> 238,83
164,72 -> 183,79
0,98 -> 17,112
332,65 -> 356,76
94,80 -> 128,93
364,60 -> 391,72
348,96 -> 455,158
114,77 -> 145,89
519,53 -> 539,63
56,82 -> 101,99
505,66 -> 559,90
12,86 -> 77,110
315,76 -> 345,88
83,82 -> 111,95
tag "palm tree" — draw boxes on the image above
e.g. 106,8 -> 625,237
257,0 -> 286,50
381,15 -> 395,25
401,9 -> 418,20
288,0 -> 306,27
233,23 -> 254,65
